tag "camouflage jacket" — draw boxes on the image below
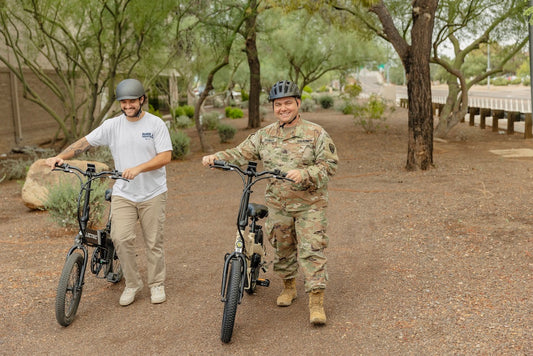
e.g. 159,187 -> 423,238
214,117 -> 338,212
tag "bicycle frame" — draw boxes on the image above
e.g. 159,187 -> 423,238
54,163 -> 126,286
212,161 -> 289,302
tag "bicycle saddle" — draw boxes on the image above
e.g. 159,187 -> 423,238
247,203 -> 268,219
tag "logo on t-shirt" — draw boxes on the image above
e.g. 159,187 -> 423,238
142,132 -> 154,140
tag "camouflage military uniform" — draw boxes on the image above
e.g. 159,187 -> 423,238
214,117 -> 338,292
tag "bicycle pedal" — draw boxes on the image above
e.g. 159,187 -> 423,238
257,278 -> 270,287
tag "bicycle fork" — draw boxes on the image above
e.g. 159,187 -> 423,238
66,233 -> 89,292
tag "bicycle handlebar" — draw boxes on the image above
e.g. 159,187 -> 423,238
210,160 -> 292,181
53,163 -> 127,181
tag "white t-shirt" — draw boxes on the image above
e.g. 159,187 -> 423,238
86,112 -> 172,202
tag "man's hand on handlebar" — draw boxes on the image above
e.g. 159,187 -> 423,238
202,154 -> 218,167
46,157 -> 65,169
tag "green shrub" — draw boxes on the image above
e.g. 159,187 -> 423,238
169,130 -> 190,160
202,112 -> 220,130
0,159 -> 31,181
217,123 -> 237,143
318,95 -> 334,109
492,77 -> 509,86
148,104 -> 161,118
174,106 -> 185,118
344,83 -> 362,98
225,106 -> 244,119
45,177 -> 108,228
182,105 -> 195,118
354,94 -> 388,133
301,94 -> 312,101
173,115 -> 193,129
300,98 -> 316,112
303,85 -> 313,93
79,146 -> 114,168
241,90 -> 249,101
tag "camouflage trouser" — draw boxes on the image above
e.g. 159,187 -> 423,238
265,206 -> 329,292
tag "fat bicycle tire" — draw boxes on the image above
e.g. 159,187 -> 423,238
221,257 -> 243,343
55,252 -> 84,327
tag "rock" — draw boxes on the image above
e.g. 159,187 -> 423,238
21,159 -> 109,210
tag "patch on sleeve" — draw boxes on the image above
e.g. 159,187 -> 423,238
329,143 -> 335,153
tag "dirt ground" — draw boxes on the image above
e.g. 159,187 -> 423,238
0,106 -> 531,355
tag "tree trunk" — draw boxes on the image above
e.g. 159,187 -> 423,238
370,0 -> 437,171
404,0 -> 436,170
245,0 -> 261,129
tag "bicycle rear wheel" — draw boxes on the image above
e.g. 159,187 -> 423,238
221,257 -> 243,343
55,252 -> 84,326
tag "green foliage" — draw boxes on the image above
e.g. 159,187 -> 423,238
202,112 -> 220,130
148,104 -> 161,118
318,95 -> 334,109
301,93 -> 312,101
0,159 -> 31,181
173,105 -> 194,119
173,115 -> 193,129
491,77 -> 509,86
217,123 -> 237,143
79,146 -> 114,168
344,83 -> 362,98
225,106 -> 244,119
0,146 -> 56,181
169,129 -> 190,160
182,105 -> 195,118
300,98 -> 316,112
240,90 -> 249,101
303,85 -> 313,93
354,94 -> 389,133
174,106 -> 185,118
45,177 -> 108,228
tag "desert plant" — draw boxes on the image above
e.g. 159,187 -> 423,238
173,115 -> 193,129
202,112 -> 220,130
344,83 -> 362,98
45,177 -> 108,228
0,159 -> 32,181
354,94 -> 389,133
225,106 -> 244,119
300,98 -> 316,112
182,105 -> 195,118
318,95 -> 334,109
169,129 -> 190,160
217,123 -> 237,143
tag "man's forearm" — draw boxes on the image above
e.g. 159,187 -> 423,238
58,137 -> 92,160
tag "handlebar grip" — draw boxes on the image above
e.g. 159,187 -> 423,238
54,163 -> 68,169
213,159 -> 227,166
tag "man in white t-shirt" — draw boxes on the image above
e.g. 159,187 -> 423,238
46,78 -> 172,306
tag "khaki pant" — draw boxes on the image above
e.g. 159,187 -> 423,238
110,192 -> 167,289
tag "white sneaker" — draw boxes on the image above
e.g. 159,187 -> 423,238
150,285 -> 166,304
119,286 -> 142,306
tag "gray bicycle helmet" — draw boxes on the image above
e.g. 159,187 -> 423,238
115,78 -> 145,101
268,80 -> 300,102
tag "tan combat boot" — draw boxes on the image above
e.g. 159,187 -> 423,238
309,289 -> 326,325
276,278 -> 297,306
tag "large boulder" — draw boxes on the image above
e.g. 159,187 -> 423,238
21,159 -> 109,210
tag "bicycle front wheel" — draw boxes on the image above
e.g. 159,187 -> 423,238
55,252 -> 84,327
221,257 -> 243,343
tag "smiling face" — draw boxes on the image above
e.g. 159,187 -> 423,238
119,97 -> 144,120
273,96 -> 301,127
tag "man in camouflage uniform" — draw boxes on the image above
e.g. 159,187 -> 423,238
202,80 -> 338,325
